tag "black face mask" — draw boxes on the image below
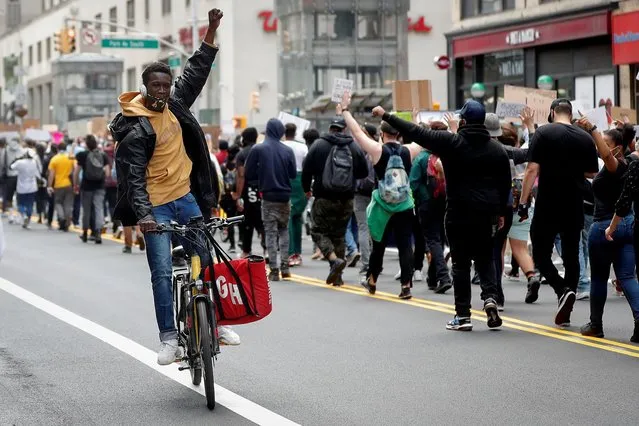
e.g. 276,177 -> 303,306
145,94 -> 167,112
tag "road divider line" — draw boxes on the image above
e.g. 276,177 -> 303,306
287,274 -> 639,358
0,277 -> 300,426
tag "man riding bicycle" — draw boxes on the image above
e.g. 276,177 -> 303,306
110,8 -> 240,366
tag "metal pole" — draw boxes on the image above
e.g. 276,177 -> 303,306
191,0 -> 200,121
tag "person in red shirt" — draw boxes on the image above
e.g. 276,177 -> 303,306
215,140 -> 229,165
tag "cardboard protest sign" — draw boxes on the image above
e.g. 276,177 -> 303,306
611,107 -> 637,124
331,78 -> 354,103
392,80 -> 433,111
277,111 -> 311,140
495,102 -> 525,119
504,85 -> 557,124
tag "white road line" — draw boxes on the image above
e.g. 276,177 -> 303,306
0,277 -> 299,426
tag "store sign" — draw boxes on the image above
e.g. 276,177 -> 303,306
452,11 -> 610,58
612,11 -> 639,65
505,28 -> 540,45
408,17 -> 432,34
258,11 -> 278,33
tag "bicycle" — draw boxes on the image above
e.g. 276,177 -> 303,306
157,214 -> 244,410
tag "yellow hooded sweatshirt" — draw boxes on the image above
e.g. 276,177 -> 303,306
119,92 -> 192,207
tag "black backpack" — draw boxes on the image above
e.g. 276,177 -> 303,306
322,141 -> 354,193
84,150 -> 105,181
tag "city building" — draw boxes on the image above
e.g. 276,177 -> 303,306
446,0 -> 632,117
276,0 -> 452,129
0,0 -> 279,130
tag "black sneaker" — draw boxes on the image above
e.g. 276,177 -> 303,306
361,275 -> 376,295
333,275 -> 344,287
525,275 -> 541,304
631,321 -> 639,343
580,322 -> 604,338
326,259 -> 346,285
434,281 -> 452,294
80,231 -> 88,243
484,298 -> 503,329
399,286 -> 412,300
555,289 -> 576,326
281,268 -> 291,279
268,268 -> 281,282
122,246 -> 132,254
446,316 -> 473,331
95,235 -> 102,244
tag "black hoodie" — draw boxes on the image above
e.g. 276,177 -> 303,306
383,113 -> 512,220
302,132 -> 369,201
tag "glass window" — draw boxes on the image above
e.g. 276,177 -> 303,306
462,0 -> 516,19
127,67 -> 137,91
109,7 -> 117,32
383,14 -> 398,38
162,0 -> 171,16
37,41 -> 41,63
95,13 -> 101,31
145,0 -> 149,21
66,74 -> 86,90
46,37 -> 51,59
28,45 -> 33,66
358,13 -> 380,40
315,12 -> 355,40
483,50 -> 524,83
127,0 -> 135,28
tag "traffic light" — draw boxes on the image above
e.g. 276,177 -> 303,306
55,26 -> 76,54
250,91 -> 260,112
232,116 -> 247,129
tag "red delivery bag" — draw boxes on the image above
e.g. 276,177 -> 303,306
204,247 -> 272,326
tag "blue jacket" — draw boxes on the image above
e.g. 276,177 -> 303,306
245,119 -> 297,202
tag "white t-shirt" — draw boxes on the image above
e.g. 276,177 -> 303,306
283,140 -> 308,172
10,157 -> 41,194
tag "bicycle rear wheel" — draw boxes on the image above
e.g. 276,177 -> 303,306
196,299 -> 215,410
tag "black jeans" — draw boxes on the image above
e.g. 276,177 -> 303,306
446,214 -> 500,317
240,191 -> 265,255
413,209 -> 426,272
493,212 -> 513,305
420,199 -> 451,287
531,214 -> 581,297
368,209 -> 414,286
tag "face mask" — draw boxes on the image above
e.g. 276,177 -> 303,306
145,94 -> 167,112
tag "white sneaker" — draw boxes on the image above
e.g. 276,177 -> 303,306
218,326 -> 241,346
394,270 -> 401,280
413,270 -> 423,282
157,339 -> 182,365
576,292 -> 589,300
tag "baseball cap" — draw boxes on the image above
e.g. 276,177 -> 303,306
363,123 -> 378,139
457,100 -> 486,125
548,98 -> 573,123
484,113 -> 503,137
329,116 -> 346,130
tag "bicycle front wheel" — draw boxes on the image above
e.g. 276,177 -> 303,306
196,299 -> 215,410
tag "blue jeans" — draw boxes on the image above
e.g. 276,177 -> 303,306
554,213 -> 593,293
144,193 -> 211,342
588,216 -> 639,324
345,214 -> 358,257
16,192 -> 36,218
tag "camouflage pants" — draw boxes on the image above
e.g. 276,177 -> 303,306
261,200 -> 291,271
311,198 -> 354,260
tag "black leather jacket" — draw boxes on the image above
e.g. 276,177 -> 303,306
109,42 -> 220,226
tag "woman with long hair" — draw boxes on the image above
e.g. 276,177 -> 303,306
585,124 -> 639,343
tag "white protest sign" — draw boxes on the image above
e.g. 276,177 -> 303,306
495,102 -> 525,119
417,111 -> 456,124
220,119 -> 235,137
24,128 -> 52,141
331,78 -> 354,103
583,106 -> 609,132
277,111 -> 311,140
571,100 -> 591,118
504,85 -> 557,124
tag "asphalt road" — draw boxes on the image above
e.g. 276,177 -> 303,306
1,221 -> 638,425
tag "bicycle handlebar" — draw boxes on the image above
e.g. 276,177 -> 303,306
155,215 -> 245,234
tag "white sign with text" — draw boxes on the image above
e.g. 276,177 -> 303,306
331,78 -> 354,103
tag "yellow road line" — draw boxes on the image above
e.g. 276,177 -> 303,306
40,220 -> 638,358
288,274 -> 639,358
